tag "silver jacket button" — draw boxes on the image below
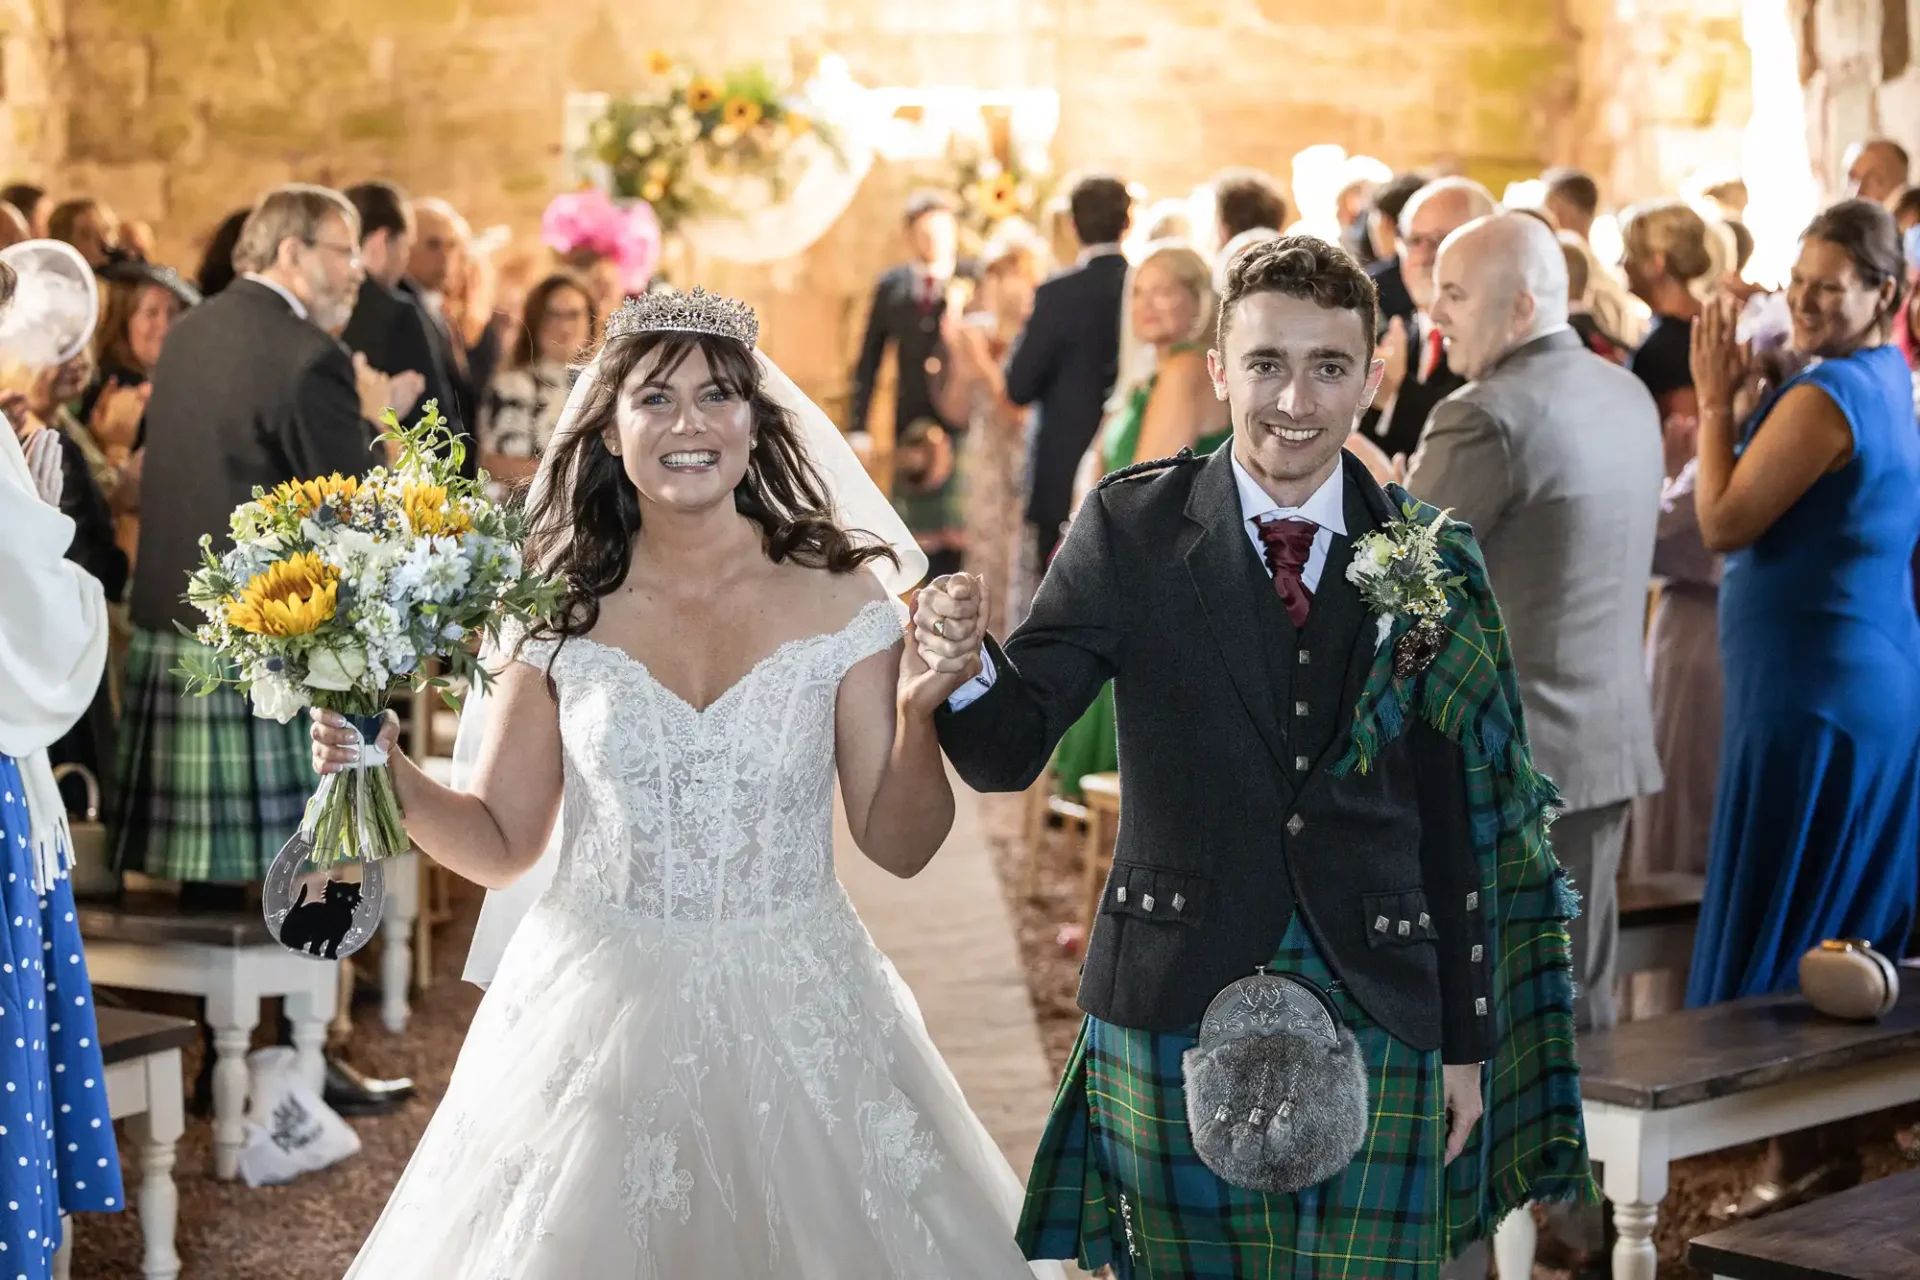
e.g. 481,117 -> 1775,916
1293,700 -> 1309,716
1471,944 -> 1484,963
1116,886 -> 1127,903
1465,891 -> 1479,911
1475,997 -> 1489,1016
1417,912 -> 1430,929
1294,755 -> 1309,772
1374,915 -> 1390,932
1141,893 -> 1156,912
1171,893 -> 1186,913
1286,814 -> 1305,836
1297,649 -> 1311,665
1397,919 -> 1411,937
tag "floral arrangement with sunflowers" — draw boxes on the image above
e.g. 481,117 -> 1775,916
950,137 -> 1051,242
177,403 -> 559,866
579,50 -> 832,230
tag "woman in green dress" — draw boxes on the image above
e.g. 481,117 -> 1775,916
1053,241 -> 1232,799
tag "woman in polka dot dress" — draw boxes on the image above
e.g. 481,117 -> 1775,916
3,338 -> 125,1275
0,757 -> 122,1274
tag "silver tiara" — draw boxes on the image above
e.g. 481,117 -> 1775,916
605,286 -> 759,347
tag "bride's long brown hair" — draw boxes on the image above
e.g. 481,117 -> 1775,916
523,330 -> 897,644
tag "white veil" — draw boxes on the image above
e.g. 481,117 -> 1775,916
456,340 -> 927,986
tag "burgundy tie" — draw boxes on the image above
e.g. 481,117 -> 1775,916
1257,518 -> 1317,627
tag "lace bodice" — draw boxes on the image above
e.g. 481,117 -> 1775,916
511,597 -> 907,927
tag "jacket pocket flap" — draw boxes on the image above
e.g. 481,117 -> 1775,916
1100,861 -> 1209,927
1360,888 -> 1437,948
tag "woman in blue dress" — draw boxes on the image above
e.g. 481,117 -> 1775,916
2,372 -> 125,1273
1687,198 -> 1920,1009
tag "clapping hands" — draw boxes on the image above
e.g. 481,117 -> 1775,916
898,573 -> 987,717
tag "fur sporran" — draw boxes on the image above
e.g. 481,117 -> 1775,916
1182,968 -> 1370,1193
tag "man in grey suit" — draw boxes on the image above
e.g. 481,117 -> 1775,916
1406,211 -> 1663,1035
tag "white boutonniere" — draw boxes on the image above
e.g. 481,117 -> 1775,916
1345,502 -> 1464,677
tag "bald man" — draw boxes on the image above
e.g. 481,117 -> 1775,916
1404,212 -> 1664,1035
1845,138 -> 1910,209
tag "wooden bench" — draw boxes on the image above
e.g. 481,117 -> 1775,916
52,1008 -> 196,1280
1493,985 -> 1920,1279
1688,1166 -> 1920,1279
1077,773 -> 1120,934
78,893 -> 341,1180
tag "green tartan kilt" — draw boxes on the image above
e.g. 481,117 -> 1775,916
110,628 -> 316,882
1018,916 -> 1447,1279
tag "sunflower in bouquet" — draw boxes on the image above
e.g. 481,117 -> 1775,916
178,404 -> 561,870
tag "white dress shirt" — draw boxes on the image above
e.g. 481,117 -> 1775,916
946,453 -> 1348,709
242,272 -> 309,321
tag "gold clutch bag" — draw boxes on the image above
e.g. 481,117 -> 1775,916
1798,939 -> 1899,1020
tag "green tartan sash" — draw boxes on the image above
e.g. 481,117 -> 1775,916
1330,487 -> 1599,1251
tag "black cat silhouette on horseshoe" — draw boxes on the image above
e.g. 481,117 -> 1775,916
279,879 -> 363,959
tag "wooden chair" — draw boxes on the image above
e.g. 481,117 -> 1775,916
1077,773 -> 1121,935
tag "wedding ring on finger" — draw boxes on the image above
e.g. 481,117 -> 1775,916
933,618 -> 949,639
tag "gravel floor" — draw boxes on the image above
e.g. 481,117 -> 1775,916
70,886 -> 486,1279
989,811 -> 1920,1280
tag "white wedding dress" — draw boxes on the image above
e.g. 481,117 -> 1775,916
346,598 -> 1050,1278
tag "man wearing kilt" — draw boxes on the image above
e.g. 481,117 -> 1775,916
915,235 -> 1593,1277
115,185 -> 416,1111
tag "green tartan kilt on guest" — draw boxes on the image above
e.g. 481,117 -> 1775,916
1018,915 -> 1447,1279
111,628 -> 316,882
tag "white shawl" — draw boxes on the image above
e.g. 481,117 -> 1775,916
0,418 -> 107,890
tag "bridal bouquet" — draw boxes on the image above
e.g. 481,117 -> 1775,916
178,404 -> 560,867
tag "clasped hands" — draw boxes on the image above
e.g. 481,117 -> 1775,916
897,573 -> 987,716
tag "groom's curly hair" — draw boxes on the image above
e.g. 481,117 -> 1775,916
524,330 -> 898,645
1218,234 -> 1378,355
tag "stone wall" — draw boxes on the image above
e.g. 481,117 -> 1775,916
0,0 -> 1747,407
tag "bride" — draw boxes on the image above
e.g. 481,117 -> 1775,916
314,288 -> 1047,1277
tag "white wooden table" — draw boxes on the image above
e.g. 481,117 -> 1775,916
1493,987 -> 1920,1280
53,1007 -> 196,1280
78,896 -> 339,1180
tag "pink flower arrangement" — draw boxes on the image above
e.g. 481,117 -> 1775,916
540,189 -> 662,295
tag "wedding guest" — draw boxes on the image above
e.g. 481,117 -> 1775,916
47,198 -> 121,268
1688,199 -> 1920,1006
1007,174 -> 1130,569
934,237 -> 1041,635
448,231 -> 508,417
81,260 -> 199,469
1688,198 -> 1920,1214
539,188 -> 658,325
1561,232 -> 1627,361
1052,240 -> 1229,801
0,351 -> 126,1280
120,219 -> 158,263
1339,174 -> 1379,265
341,180 -> 456,432
115,184 -> 415,1115
1,182 -> 49,237
1546,166 -> 1646,347
1622,200 -> 1717,471
1362,171 -> 1431,327
7,350 -> 127,815
1844,137 -> 1910,210
405,197 -> 482,473
1208,166 -> 1288,255
1406,211 -> 1664,1033
1361,177 -> 1495,462
849,190 -> 964,447
1139,197 -> 1192,243
195,207 -> 251,296
479,271 -> 595,485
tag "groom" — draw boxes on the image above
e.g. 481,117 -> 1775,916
915,235 -> 1592,1276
